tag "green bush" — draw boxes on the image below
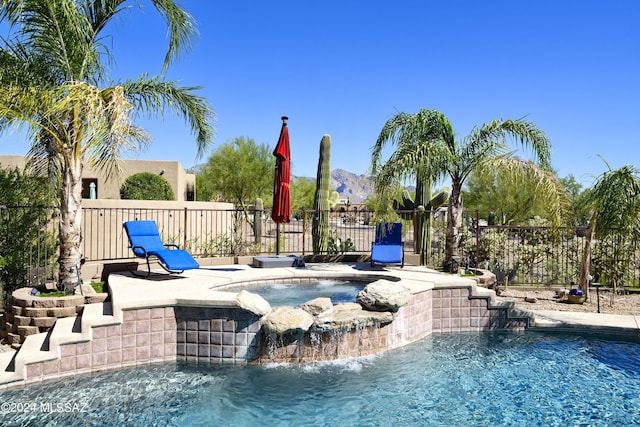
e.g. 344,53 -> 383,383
120,172 -> 175,200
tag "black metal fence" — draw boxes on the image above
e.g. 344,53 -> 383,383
473,225 -> 640,288
82,206 -> 387,259
1,205 -> 640,292
0,205 -> 60,300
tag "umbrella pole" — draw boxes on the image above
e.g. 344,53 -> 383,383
273,155 -> 279,255
273,116 -> 289,257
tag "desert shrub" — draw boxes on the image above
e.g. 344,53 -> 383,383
120,172 -> 175,200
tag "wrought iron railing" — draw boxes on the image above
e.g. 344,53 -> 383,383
0,205 -> 60,301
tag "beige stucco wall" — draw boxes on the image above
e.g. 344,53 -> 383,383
0,155 -> 195,201
0,155 -> 30,170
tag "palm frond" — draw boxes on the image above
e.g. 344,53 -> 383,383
150,0 -> 198,72
371,109 -> 453,176
467,119 -> 552,167
589,165 -> 640,236
6,0 -> 100,82
456,118 -> 552,184
371,111 -> 410,173
122,75 -> 215,158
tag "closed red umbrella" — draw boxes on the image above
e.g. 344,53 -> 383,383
272,116 -> 291,254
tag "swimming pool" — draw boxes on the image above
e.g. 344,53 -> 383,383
2,331 -> 639,426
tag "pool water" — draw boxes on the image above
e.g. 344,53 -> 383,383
2,332 -> 640,426
242,279 -> 368,306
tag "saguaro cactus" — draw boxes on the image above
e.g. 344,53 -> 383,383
312,134 -> 332,253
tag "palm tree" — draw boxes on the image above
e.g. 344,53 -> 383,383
371,109 -> 452,265
578,164 -> 640,298
0,1 -> 214,290
372,109 -> 569,269
443,119 -> 568,267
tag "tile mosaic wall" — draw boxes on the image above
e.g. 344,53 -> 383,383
174,306 -> 262,364
25,307 -> 178,384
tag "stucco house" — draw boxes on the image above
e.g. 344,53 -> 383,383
0,155 -> 196,201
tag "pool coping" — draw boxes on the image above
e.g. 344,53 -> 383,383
106,263 -> 447,312
525,309 -> 640,340
108,264 -> 640,340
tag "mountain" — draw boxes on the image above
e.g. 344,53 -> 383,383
292,169 -> 374,203
329,168 -> 373,203
192,163 -> 375,203
293,169 -> 374,203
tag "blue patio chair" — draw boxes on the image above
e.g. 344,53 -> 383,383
123,220 -> 199,277
370,222 -> 404,268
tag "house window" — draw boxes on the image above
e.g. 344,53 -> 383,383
82,179 -> 98,199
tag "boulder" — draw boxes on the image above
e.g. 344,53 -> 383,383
555,289 -> 569,300
263,306 -> 314,334
299,297 -> 333,316
236,290 -> 271,316
314,304 -> 394,332
357,280 -> 411,312
334,303 -> 362,312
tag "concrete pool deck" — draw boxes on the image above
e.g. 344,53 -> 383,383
527,309 -> 640,337
2,262 -> 640,390
107,263 -> 640,339
108,262 -> 462,309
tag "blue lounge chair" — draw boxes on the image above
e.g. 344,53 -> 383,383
370,222 -> 404,268
123,220 -> 199,277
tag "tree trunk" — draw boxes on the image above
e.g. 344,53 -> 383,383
414,178 -> 423,257
58,154 -> 84,291
578,215 -> 596,300
445,180 -> 463,264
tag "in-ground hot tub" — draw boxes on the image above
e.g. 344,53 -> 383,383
225,277 -> 375,306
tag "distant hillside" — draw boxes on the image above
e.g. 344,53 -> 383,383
293,169 -> 374,203
329,168 -> 373,203
191,164 -> 375,202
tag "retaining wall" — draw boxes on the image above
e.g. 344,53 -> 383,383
2,289 -> 108,349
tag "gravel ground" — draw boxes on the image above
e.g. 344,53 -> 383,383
1,287 -> 638,355
498,287 -> 640,316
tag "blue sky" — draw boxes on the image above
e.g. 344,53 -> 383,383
2,0 -> 639,188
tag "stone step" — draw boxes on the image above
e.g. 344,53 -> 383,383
469,286 -> 532,327
11,331 -> 57,384
0,298 -> 120,388
49,316 -> 86,349
0,350 -> 16,372
0,351 -> 21,387
81,302 -> 120,335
